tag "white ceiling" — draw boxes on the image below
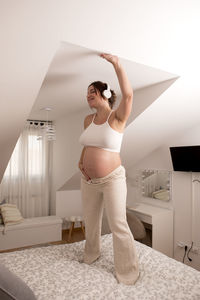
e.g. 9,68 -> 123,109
1,0 -> 200,182
28,42 -> 177,121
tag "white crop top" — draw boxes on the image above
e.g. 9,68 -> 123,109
79,110 -> 123,153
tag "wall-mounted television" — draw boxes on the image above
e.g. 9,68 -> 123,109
170,145 -> 200,172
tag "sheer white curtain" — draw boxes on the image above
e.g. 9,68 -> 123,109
0,121 -> 52,218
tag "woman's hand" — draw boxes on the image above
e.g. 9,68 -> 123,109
101,53 -> 133,123
100,53 -> 119,67
79,162 -> 91,181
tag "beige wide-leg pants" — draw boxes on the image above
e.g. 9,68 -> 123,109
81,165 -> 139,285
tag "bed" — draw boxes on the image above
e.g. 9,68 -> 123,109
0,233 -> 200,300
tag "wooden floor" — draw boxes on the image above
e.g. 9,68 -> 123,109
0,228 -> 85,253
53,228 -> 85,245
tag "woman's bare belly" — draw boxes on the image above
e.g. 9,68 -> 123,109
83,146 -> 121,179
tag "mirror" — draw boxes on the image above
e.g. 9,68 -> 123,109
141,169 -> 171,201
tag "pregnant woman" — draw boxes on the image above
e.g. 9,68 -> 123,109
79,53 -> 139,285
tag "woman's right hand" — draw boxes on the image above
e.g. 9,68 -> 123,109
100,53 -> 120,67
79,162 -> 91,181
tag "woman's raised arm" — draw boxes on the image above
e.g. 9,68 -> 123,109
100,53 -> 133,123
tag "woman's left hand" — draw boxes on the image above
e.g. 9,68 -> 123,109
100,53 -> 119,66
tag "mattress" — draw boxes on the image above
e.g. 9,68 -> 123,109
0,233 -> 200,300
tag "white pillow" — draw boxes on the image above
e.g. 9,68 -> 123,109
0,199 -> 6,224
0,204 -> 24,226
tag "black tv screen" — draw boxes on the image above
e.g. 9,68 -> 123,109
170,146 -> 200,172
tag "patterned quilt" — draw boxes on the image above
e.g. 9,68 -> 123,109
0,234 -> 200,299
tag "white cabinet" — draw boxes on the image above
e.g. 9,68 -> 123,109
127,203 -> 174,257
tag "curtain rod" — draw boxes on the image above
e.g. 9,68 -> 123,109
27,119 -> 53,123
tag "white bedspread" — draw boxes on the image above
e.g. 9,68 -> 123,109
0,234 -> 200,299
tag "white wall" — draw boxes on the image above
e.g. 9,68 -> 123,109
0,0 -> 64,180
50,108 -> 88,214
127,122 -> 200,270
56,190 -> 83,229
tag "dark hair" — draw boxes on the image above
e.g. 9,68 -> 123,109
89,81 -> 116,109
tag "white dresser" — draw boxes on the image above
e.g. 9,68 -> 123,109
127,203 -> 174,257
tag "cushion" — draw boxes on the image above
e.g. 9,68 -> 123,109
0,204 -> 23,226
0,199 -> 7,205
0,200 -> 6,224
0,262 -> 36,300
126,211 -> 146,240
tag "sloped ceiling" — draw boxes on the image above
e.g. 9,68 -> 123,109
29,41 -> 177,121
0,0 -> 64,181
1,0 -> 200,183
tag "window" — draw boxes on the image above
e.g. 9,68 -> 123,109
28,135 -> 43,177
4,133 -> 45,178
0,124 -> 51,217
4,137 -> 20,177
